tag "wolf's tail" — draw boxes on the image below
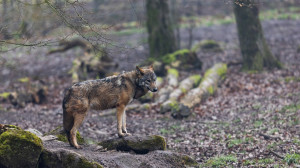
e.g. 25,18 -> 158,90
62,88 -> 74,144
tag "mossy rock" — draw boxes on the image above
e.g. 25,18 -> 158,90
161,49 -> 202,70
39,148 -> 103,168
0,124 -> 43,168
44,126 -> 85,145
99,135 -> 166,154
192,40 -> 223,53
181,155 -> 199,167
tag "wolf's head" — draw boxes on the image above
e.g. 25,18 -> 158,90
136,65 -> 158,92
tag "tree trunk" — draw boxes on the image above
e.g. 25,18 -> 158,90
233,0 -> 282,71
146,0 -> 177,59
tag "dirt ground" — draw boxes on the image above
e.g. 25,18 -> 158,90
0,20 -> 300,167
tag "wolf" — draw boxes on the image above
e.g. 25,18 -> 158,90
62,65 -> 158,149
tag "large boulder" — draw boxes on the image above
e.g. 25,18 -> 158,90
99,135 -> 166,154
39,148 -> 103,168
0,125 -> 198,168
41,138 -> 198,168
0,124 -> 43,168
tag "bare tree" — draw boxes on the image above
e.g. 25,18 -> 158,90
146,0 -> 177,59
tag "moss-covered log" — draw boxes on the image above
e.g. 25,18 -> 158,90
69,50 -> 118,83
160,75 -> 201,113
192,40 -> 223,53
160,49 -> 202,70
233,0 -> 282,71
98,135 -> 166,154
48,39 -> 93,55
181,63 -> 227,108
146,0 -> 177,59
155,68 -> 179,103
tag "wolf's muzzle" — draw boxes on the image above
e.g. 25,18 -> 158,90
151,87 -> 158,92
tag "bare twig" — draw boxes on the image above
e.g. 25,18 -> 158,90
258,133 -> 281,140
269,150 -> 284,159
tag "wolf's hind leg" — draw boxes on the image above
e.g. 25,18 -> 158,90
70,113 -> 86,149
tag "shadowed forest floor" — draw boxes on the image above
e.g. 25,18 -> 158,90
0,20 -> 300,167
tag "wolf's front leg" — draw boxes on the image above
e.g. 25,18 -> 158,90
122,109 -> 131,136
117,105 -> 125,137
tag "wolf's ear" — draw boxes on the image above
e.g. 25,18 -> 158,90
149,64 -> 153,70
136,66 -> 144,75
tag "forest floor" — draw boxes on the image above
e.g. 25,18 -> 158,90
0,19 -> 300,167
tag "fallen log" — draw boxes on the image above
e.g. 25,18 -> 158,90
47,39 -> 92,55
180,63 -> 227,108
160,75 -> 201,113
155,68 -> 179,103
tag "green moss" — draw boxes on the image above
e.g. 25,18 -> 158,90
181,155 -> 198,167
227,139 -> 243,148
41,150 -> 103,168
189,74 -> 202,86
162,49 -> 189,64
67,155 -> 103,168
285,76 -> 300,82
203,155 -> 238,168
208,85 -> 214,95
143,103 -> 150,110
242,159 -> 256,166
45,126 -> 85,145
254,120 -> 263,128
0,92 -> 11,99
192,40 -> 222,53
181,88 -> 187,93
157,77 -> 163,83
258,158 -> 274,164
18,77 -> 30,83
126,135 -> 166,153
202,64 -> 227,83
99,135 -> 166,154
169,101 -> 179,111
78,158 -> 103,168
167,68 -> 179,78
216,64 -> 227,78
151,135 -> 166,150
0,128 -> 43,167
284,153 -> 300,165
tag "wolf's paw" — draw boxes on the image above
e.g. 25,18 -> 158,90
118,132 -> 125,138
74,145 -> 82,149
122,128 -> 128,133
118,132 -> 131,138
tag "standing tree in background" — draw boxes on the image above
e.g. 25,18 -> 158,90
146,0 -> 177,59
233,0 -> 282,71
